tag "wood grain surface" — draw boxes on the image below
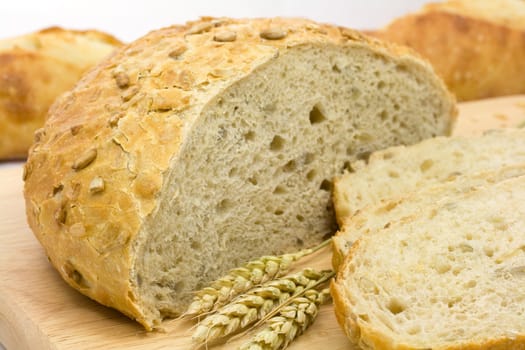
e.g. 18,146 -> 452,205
1,95 -> 524,350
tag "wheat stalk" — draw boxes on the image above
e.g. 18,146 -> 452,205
238,288 -> 331,350
191,268 -> 332,345
185,239 -> 330,317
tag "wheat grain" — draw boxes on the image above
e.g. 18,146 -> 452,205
186,240 -> 330,317
191,268 -> 332,345
239,288 -> 331,350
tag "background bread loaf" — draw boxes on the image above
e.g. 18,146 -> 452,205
23,17 -> 455,329
0,27 -> 122,159
368,0 -> 525,101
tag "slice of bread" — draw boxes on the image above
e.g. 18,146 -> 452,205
23,17 -> 455,329
368,0 -> 525,101
0,27 -> 122,159
332,164 -> 525,268
332,175 -> 525,350
333,128 -> 525,227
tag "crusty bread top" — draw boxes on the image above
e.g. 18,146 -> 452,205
0,27 -> 122,159
23,17 -> 454,328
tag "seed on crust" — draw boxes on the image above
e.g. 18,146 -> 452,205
114,72 -> 130,89
168,45 -> 187,59
89,176 -> 105,194
214,31 -> 237,42
72,149 -> 97,171
187,22 -> 214,35
260,28 -> 287,40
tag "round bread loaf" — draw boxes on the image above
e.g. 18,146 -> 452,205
0,27 -> 122,159
23,17 -> 455,329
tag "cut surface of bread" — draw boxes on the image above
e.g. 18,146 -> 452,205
369,0 -> 525,101
332,175 -> 525,350
23,17 -> 455,329
0,27 -> 122,159
334,128 -> 525,227
332,164 -> 525,268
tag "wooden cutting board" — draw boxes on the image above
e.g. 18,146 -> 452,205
1,96 -> 525,350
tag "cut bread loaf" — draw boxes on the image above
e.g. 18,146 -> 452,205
23,17 -> 455,329
332,175 -> 525,350
0,27 -> 122,159
332,164 -> 525,268
333,128 -> 525,227
368,0 -> 525,101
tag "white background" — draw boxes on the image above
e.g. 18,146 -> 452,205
0,1 -> 437,349
0,0 -> 437,42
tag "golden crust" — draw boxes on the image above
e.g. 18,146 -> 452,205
23,17 -> 453,329
370,0 -> 525,101
0,27 -> 122,159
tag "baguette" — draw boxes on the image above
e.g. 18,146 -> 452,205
332,175 -> 525,349
0,27 -> 122,159
369,0 -> 525,101
23,17 -> 455,329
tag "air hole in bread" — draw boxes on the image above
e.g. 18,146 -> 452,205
309,105 -> 326,125
248,176 -> 258,185
407,324 -> 422,335
351,87 -> 361,99
274,209 -> 284,216
379,110 -> 388,121
346,146 -> 353,156
269,135 -> 285,151
357,133 -> 374,143
303,152 -> 315,165
296,214 -> 305,222
377,80 -> 386,89
283,160 -> 296,172
357,151 -> 372,162
190,240 -> 202,250
273,185 -> 286,194
332,64 -> 341,73
464,280 -> 476,289
306,169 -> 317,181
483,246 -> 494,257
243,130 -> 256,141
320,179 -> 332,192
388,171 -> 400,178
216,198 -> 233,213
228,167 -> 238,177
387,297 -> 406,315
419,159 -> 434,172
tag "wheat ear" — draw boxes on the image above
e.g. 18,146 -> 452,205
191,268 -> 332,345
238,288 -> 331,350
185,239 -> 330,317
